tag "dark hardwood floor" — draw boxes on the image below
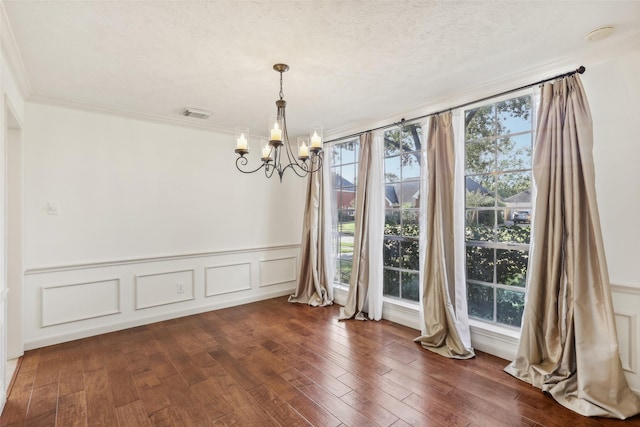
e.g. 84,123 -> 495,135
2,296 -> 639,426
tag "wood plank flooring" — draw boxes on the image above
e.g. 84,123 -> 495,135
2,296 -> 639,426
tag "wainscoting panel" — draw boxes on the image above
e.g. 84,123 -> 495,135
135,270 -> 194,310
612,284 -> 640,392
41,279 -> 120,327
615,312 -> 636,373
259,256 -> 296,288
205,263 -> 251,297
23,245 -> 300,350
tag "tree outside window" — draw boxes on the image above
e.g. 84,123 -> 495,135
464,94 -> 533,328
383,124 -> 422,302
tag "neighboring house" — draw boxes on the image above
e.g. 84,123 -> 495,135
385,177 -> 498,209
385,185 -> 399,207
333,173 -> 356,217
465,177 -> 493,196
385,180 -> 420,208
503,189 -> 532,221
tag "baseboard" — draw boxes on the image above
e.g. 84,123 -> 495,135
5,358 -> 20,399
24,288 -> 294,350
468,321 -> 519,361
0,388 -> 5,418
381,301 -> 421,331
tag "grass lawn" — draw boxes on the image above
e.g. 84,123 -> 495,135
339,221 -> 355,233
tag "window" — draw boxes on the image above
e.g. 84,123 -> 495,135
464,94 -> 533,327
331,139 -> 359,286
383,124 -> 422,302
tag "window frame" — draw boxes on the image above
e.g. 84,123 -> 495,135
463,89 -> 535,329
330,138 -> 360,288
382,123 -> 423,303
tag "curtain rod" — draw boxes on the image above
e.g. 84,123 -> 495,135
324,65 -> 586,144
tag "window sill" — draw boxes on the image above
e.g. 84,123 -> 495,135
332,284 -> 520,359
382,297 -> 420,311
468,318 -> 520,340
468,318 -> 520,360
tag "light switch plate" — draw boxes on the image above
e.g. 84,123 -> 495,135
47,201 -> 61,215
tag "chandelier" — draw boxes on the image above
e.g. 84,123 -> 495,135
234,64 -> 323,181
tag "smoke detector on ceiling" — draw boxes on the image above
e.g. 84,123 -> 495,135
584,25 -> 615,41
182,108 -> 211,119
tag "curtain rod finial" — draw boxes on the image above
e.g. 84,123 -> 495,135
577,66 -> 586,74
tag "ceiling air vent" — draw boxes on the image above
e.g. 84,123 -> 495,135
182,108 -> 211,119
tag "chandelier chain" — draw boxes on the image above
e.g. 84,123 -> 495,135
279,71 -> 284,100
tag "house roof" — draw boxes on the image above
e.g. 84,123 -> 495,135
504,189 -> 532,204
385,178 -> 498,206
386,180 -> 420,207
332,172 -> 354,189
465,177 -> 491,195
385,185 -> 399,205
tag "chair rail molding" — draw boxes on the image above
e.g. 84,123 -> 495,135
23,245 -> 300,350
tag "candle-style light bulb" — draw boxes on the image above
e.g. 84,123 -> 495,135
270,122 -> 282,141
236,133 -> 248,150
310,130 -> 322,149
299,142 -> 309,158
262,144 -> 271,160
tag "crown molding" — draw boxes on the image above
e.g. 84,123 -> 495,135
326,34 -> 640,142
28,94 -> 237,135
0,2 -> 31,98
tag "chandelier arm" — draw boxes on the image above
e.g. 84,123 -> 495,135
290,153 -> 323,176
236,156 -> 268,174
282,117 -> 298,166
281,112 -> 311,172
281,163 -> 308,178
306,153 -> 323,173
264,162 -> 277,179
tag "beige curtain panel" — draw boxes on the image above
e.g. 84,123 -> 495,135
340,132 -> 373,320
504,75 -> 640,418
288,167 -> 332,307
414,113 -> 474,359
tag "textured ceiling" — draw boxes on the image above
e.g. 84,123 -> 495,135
4,1 -> 640,138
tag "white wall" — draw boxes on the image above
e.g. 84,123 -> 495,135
0,44 -> 7,417
1,17 -> 26,412
22,103 -> 306,348
24,103 -> 305,267
583,49 -> 640,391
584,49 -> 640,285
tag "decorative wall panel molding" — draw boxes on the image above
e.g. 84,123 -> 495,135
24,245 -> 301,350
259,256 -> 296,287
615,312 -> 637,373
135,269 -> 194,310
611,283 -> 640,385
205,262 -> 251,297
41,279 -> 120,327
